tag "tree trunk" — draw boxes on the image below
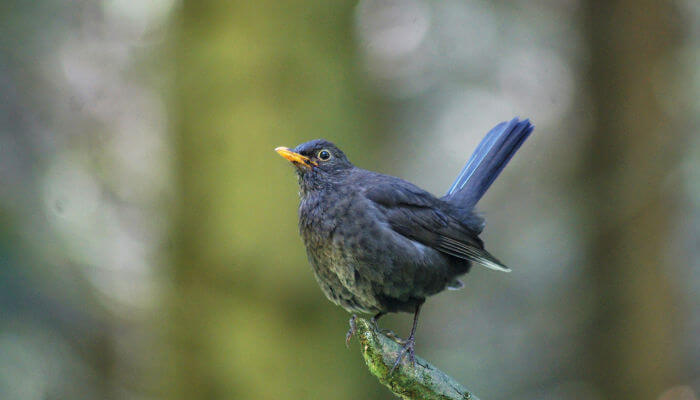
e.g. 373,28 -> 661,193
582,1 -> 682,398
169,1 -> 385,399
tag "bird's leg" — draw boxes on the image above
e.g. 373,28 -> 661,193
345,314 -> 358,348
370,312 -> 385,328
389,303 -> 422,374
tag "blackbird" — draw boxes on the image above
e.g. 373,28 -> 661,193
276,118 -> 532,371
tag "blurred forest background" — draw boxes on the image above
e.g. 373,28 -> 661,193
1,0 -> 699,399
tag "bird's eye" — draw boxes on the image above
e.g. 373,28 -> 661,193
318,150 -> 331,161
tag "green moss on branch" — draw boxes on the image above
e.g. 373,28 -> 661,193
352,317 -> 480,400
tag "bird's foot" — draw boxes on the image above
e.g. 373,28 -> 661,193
389,334 -> 415,374
381,330 -> 407,345
345,315 -> 358,348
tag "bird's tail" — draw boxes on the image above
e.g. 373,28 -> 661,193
443,118 -> 533,210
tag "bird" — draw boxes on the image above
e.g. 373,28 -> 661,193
275,118 -> 533,371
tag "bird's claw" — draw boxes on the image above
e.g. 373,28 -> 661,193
345,315 -> 358,348
389,335 -> 415,375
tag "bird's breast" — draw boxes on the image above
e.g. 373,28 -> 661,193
299,192 -> 341,243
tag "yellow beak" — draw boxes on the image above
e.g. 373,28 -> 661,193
275,147 -> 317,168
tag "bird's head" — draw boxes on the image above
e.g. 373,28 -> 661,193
275,139 -> 353,195
276,139 -> 352,174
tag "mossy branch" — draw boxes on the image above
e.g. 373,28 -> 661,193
352,317 -> 480,400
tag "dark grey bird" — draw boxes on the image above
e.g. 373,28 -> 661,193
275,118 -> 532,371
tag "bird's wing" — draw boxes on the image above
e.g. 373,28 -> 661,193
363,181 -> 510,272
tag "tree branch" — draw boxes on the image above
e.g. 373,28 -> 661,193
352,317 -> 480,400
